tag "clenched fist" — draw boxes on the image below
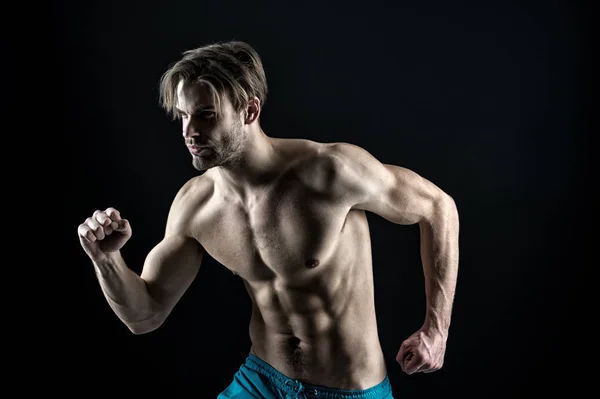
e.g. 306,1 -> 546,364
396,328 -> 447,374
78,207 -> 132,262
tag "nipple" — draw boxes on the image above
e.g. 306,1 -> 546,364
304,259 -> 320,268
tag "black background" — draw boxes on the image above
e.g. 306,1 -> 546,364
47,0 -> 593,397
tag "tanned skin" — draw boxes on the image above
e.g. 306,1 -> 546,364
78,80 -> 459,389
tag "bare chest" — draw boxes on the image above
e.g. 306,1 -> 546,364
195,180 -> 350,281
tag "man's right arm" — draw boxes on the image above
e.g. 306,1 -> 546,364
86,179 -> 204,334
94,234 -> 203,334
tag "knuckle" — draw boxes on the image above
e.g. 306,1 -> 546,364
106,206 -> 119,214
91,224 -> 102,232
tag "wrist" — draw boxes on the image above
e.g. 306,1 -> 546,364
93,251 -> 123,276
422,318 -> 449,339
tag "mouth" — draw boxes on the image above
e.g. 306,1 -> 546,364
188,146 -> 210,155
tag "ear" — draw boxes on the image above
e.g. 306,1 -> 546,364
244,96 -> 261,124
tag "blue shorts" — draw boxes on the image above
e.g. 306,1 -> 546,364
217,353 -> 394,399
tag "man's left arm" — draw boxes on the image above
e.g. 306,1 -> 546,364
326,142 -> 460,374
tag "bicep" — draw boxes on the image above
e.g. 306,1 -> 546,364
140,233 -> 204,313
363,164 -> 444,225
331,143 -> 446,225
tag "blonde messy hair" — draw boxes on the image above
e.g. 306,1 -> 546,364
159,40 -> 268,120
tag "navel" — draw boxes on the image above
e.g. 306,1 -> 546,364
287,336 -> 301,349
304,259 -> 320,268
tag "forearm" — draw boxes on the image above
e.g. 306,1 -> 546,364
419,196 -> 460,336
93,251 -> 161,333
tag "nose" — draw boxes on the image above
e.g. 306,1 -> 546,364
182,118 -> 200,139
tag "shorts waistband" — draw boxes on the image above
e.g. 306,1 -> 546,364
244,353 -> 392,399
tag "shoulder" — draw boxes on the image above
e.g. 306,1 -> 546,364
165,173 -> 216,235
174,173 -> 214,201
322,141 -> 387,173
285,140 -> 392,200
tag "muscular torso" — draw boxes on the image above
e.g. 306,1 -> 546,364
187,138 -> 387,389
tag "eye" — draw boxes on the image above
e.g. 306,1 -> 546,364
197,111 -> 215,120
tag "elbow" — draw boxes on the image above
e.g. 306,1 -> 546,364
128,324 -> 157,335
125,313 -> 166,335
438,193 -> 458,216
440,195 -> 460,230
421,194 -> 458,227
440,193 -> 456,208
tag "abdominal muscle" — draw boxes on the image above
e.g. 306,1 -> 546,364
243,269 -> 388,390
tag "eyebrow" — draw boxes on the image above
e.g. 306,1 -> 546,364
175,105 -> 214,114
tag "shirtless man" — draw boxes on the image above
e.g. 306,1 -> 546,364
78,41 -> 460,398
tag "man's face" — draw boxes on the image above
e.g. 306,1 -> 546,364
176,80 -> 245,171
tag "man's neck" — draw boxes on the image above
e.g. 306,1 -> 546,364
216,128 -> 282,197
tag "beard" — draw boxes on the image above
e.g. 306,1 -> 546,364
191,148 -> 218,171
191,120 -> 245,172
